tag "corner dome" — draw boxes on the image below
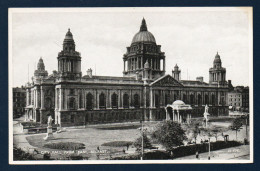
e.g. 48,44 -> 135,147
172,100 -> 185,106
214,52 -> 221,63
131,18 -> 156,44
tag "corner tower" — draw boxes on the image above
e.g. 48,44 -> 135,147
57,29 -> 82,81
34,57 -> 48,78
209,52 -> 226,86
172,64 -> 181,81
123,18 -> 166,80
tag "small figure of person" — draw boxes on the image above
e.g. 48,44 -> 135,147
126,143 -> 129,151
201,139 -> 203,144
97,146 -> 100,152
196,151 -> 199,159
122,148 -> 125,154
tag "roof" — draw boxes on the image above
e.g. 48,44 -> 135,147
180,80 -> 209,86
131,18 -> 156,44
82,75 -> 138,81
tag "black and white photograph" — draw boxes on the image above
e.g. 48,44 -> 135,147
9,7 -> 253,164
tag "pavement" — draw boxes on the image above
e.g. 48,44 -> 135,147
175,145 -> 250,160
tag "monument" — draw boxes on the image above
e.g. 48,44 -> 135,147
43,115 -> 54,140
203,105 -> 210,128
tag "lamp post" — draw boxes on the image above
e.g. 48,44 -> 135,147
138,120 -> 146,160
141,120 -> 144,160
208,137 -> 211,160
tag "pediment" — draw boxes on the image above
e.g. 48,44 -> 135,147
150,75 -> 183,87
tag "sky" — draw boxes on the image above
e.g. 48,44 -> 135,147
10,7 -> 252,87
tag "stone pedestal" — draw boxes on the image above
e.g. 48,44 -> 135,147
43,126 -> 54,140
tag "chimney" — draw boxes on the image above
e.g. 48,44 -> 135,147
87,68 -> 93,78
196,76 -> 203,82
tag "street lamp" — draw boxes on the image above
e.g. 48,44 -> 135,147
208,137 -> 211,160
138,120 -> 146,160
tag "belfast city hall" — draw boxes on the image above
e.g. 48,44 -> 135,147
24,18 -> 229,126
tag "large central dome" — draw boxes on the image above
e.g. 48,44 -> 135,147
131,18 -> 156,44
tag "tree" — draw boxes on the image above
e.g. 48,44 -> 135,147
210,126 -> 227,141
134,133 -> 153,152
151,120 -> 187,150
230,117 -> 243,140
186,119 -> 203,144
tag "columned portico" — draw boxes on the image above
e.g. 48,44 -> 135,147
165,100 -> 192,124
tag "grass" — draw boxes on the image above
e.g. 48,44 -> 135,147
101,141 -> 133,147
43,142 -> 85,150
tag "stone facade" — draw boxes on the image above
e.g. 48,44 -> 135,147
13,87 -> 26,118
228,86 -> 249,111
25,19 -> 229,126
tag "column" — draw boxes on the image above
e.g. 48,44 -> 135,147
106,90 -> 110,109
59,88 -> 62,110
123,60 -> 126,71
177,110 -> 180,122
40,87 -> 44,109
36,87 -> 39,108
150,88 -> 153,108
141,57 -> 143,69
26,89 -> 29,106
118,90 -> 121,108
163,59 -> 165,71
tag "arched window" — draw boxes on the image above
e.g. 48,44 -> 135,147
86,93 -> 93,110
190,94 -> 194,105
212,94 -> 215,106
205,94 -> 209,105
79,91 -> 83,108
123,93 -> 129,108
69,97 -> 76,109
155,94 -> 160,108
198,94 -> 202,106
134,94 -> 140,108
99,93 -> 106,109
111,93 -> 118,108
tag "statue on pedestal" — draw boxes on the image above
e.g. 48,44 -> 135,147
203,105 -> 210,128
44,115 -> 54,141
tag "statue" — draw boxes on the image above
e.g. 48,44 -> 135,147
203,105 -> 210,128
47,115 -> 53,127
44,114 -> 54,140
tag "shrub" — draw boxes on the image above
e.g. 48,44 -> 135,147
101,141 -> 133,147
13,147 -> 35,161
133,133 -> 153,152
43,142 -> 85,150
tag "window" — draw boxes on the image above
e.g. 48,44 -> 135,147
174,94 -> 177,101
212,94 -> 215,105
111,93 -> 118,108
155,94 -> 159,108
70,89 -> 74,95
69,97 -> 76,109
99,93 -> 106,108
205,94 -> 209,105
134,94 -> 140,108
198,94 -> 202,106
79,92 -> 83,108
165,93 -> 170,105
123,93 -> 129,108
190,94 -> 194,105
86,93 -> 93,110
45,97 -> 52,109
